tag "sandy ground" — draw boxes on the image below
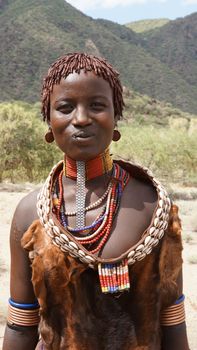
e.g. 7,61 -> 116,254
0,188 -> 196,349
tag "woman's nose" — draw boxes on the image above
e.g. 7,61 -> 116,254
72,106 -> 91,126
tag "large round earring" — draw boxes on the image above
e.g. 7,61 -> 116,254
113,130 -> 121,142
45,127 -> 54,143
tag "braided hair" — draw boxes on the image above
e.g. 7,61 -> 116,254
41,52 -> 124,121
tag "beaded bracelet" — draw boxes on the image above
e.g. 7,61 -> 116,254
160,294 -> 185,326
7,298 -> 40,327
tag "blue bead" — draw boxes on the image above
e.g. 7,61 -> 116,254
9,298 -> 39,309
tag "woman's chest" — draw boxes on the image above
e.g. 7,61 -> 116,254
64,178 -> 158,259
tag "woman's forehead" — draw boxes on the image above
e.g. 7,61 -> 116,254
51,70 -> 113,99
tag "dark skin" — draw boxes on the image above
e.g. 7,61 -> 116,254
3,71 -> 189,350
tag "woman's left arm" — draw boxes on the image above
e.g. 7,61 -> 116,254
159,204 -> 190,350
161,322 -> 189,350
161,271 -> 190,350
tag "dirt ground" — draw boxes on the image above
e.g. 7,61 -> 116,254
0,188 -> 196,349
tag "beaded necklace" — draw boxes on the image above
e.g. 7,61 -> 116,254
63,148 -> 113,228
63,148 -> 113,180
53,163 -> 130,255
50,151 -> 131,294
37,160 -> 171,294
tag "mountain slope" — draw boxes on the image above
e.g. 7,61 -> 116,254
0,0 -> 197,113
140,13 -> 197,87
125,18 -> 170,33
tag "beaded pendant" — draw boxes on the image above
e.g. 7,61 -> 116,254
98,259 -> 130,293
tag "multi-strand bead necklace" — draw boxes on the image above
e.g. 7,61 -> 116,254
37,155 -> 171,294
51,149 -> 131,293
52,162 -> 130,255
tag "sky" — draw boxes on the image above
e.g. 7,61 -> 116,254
66,0 -> 197,24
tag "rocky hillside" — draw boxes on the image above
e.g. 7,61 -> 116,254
0,0 -> 196,114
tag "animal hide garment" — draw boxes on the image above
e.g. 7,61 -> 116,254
22,205 -> 182,350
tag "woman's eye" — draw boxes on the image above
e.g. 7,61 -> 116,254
58,104 -> 74,114
91,102 -> 105,110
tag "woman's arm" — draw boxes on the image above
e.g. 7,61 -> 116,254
3,191 -> 40,350
3,324 -> 38,350
161,271 -> 190,350
161,322 -> 189,350
159,204 -> 190,350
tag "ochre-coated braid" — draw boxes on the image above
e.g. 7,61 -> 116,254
41,52 -> 124,122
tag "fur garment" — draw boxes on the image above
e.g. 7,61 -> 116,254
21,204 -> 182,350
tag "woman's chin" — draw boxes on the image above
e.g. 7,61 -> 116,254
63,149 -> 103,162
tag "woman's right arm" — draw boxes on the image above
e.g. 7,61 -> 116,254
3,191 -> 40,350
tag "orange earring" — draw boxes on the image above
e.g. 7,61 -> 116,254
45,127 -> 54,143
112,130 -> 121,142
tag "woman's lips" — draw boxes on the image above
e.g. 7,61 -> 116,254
72,131 -> 94,139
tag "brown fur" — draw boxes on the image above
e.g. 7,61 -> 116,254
21,204 -> 182,350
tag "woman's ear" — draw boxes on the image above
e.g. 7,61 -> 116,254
45,125 -> 54,143
113,116 -> 121,142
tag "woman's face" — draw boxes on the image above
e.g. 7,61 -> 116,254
49,71 -> 115,161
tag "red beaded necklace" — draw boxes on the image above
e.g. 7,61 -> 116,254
63,148 -> 113,180
53,162 -> 130,255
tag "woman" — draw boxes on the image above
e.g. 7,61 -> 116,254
3,53 -> 189,350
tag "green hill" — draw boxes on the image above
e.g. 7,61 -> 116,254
0,0 -> 197,114
125,18 -> 170,33
140,13 -> 197,87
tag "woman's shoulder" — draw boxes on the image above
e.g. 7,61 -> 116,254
11,188 -> 40,241
116,158 -> 159,203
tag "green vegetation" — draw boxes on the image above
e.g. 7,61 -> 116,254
125,18 -> 169,33
111,124 -> 197,186
1,100 -> 196,186
0,102 -> 61,182
0,0 -> 197,114
140,13 -> 197,88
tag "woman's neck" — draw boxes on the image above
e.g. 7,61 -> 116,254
63,148 -> 113,181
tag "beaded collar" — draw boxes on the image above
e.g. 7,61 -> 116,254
63,148 -> 113,180
37,160 -> 171,269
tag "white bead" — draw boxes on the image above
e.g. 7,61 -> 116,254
78,250 -> 85,257
136,244 -> 144,251
48,218 -> 54,228
143,246 -> 152,255
152,229 -> 160,237
151,238 -> 159,247
159,199 -> 164,208
128,250 -> 135,258
156,208 -> 163,217
128,257 -> 135,265
149,227 -> 156,235
69,241 -> 78,250
54,236 -> 61,245
136,253 -> 146,261
144,236 -> 152,245
69,251 -> 78,258
134,251 -> 143,258
158,229 -> 165,239
154,217 -> 159,227
53,225 -> 60,235
85,255 -> 95,262
163,221 -> 168,230
60,233 -> 69,242
60,246 -> 69,253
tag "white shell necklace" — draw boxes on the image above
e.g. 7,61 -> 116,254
37,160 -> 171,269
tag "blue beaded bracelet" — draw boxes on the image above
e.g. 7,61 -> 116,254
9,298 -> 39,310
174,294 -> 185,305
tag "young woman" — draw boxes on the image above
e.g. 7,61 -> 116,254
3,53 -> 189,350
